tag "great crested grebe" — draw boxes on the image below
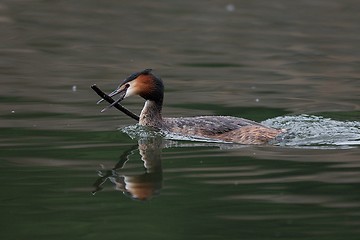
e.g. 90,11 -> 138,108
99,69 -> 285,144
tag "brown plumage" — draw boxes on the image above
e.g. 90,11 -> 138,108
100,69 -> 285,144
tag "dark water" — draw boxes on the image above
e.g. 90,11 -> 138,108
1,0 -> 360,239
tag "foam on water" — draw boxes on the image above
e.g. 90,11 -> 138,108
262,114 -> 360,147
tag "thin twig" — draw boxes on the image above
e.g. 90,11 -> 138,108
91,84 -> 139,121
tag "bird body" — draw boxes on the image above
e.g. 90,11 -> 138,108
99,69 -> 284,144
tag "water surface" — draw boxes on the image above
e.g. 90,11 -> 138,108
1,0 -> 359,239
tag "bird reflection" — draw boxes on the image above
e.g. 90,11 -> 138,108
92,137 -> 163,201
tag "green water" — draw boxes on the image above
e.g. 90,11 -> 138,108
1,0 -> 360,239
2,130 -> 359,239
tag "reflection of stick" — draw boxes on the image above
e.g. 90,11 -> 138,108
91,84 -> 139,121
91,144 -> 138,195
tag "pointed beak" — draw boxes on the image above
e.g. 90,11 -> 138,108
96,87 -> 122,104
98,84 -> 129,112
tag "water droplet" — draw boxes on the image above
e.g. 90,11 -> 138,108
226,4 -> 235,12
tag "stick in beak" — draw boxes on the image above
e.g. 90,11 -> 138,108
97,88 -> 121,104
91,84 -> 139,121
100,84 -> 129,112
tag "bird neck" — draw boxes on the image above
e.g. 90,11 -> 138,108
139,100 -> 164,129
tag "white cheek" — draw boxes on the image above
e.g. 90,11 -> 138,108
124,85 -> 137,98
